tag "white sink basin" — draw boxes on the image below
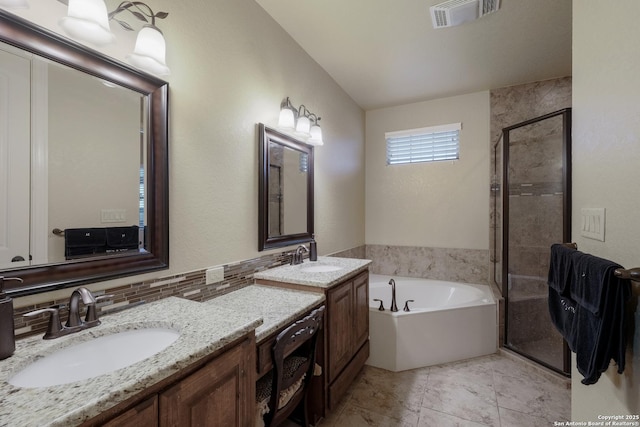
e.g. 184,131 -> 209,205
299,264 -> 343,273
9,328 -> 180,388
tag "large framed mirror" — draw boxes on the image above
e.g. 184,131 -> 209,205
258,124 -> 314,251
0,11 -> 169,297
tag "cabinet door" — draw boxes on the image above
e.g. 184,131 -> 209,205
102,396 -> 158,427
160,338 -> 254,427
352,272 -> 369,352
327,281 -> 353,382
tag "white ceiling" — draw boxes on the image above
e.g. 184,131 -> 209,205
255,0 -> 572,110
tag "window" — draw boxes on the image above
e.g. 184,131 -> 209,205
385,123 -> 461,165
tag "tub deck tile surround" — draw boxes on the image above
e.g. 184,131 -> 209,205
366,245 -> 490,285
0,297 -> 263,427
253,256 -> 372,289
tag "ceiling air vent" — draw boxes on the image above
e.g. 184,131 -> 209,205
430,0 -> 500,29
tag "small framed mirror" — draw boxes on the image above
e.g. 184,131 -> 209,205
258,124 -> 314,251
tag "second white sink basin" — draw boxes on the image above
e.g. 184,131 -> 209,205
9,328 -> 180,388
299,264 -> 343,273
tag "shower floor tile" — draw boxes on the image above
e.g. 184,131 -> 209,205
316,352 -> 570,427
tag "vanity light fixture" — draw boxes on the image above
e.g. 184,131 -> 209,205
56,0 -> 170,75
277,97 -> 324,146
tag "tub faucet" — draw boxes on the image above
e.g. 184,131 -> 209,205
388,279 -> 399,312
290,244 -> 309,265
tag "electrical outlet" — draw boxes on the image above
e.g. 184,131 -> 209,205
205,266 -> 224,285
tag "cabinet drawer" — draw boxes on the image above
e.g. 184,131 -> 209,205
256,336 -> 275,378
102,396 -> 158,427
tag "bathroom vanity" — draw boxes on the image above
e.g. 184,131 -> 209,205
0,257 -> 368,426
0,297 -> 262,426
254,256 -> 372,412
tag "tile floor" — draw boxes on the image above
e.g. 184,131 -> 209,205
317,351 -> 571,427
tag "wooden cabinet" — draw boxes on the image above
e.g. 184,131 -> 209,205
87,334 -> 255,427
326,271 -> 369,409
255,268 -> 370,416
102,396 -> 158,427
160,337 -> 255,426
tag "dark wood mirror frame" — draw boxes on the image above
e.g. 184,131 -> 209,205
258,123 -> 314,251
0,11 -> 169,297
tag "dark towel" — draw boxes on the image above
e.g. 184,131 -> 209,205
546,246 -> 632,385
548,287 -> 577,351
548,243 -> 576,294
569,252 -> 631,385
547,244 -> 578,350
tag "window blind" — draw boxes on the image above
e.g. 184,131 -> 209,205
385,123 -> 461,165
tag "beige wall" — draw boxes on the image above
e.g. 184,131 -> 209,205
47,63 -> 141,263
572,0 -> 640,419
365,91 -> 490,250
4,0 -> 365,302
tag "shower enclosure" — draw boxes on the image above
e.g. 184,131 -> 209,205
493,108 -> 572,375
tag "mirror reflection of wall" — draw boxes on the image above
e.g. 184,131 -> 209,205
0,41 -> 146,269
282,147 -> 307,235
267,143 -> 308,237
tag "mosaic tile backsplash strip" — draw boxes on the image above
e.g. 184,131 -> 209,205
13,251 -> 292,339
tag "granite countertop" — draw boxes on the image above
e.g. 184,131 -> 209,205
254,256 -> 372,289
0,297 -> 262,427
205,285 -> 325,343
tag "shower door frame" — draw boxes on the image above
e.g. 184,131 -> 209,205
501,108 -> 572,376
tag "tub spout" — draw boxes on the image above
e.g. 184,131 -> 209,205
388,279 -> 399,312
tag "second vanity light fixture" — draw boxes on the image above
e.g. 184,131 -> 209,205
278,97 -> 324,146
0,0 -> 170,75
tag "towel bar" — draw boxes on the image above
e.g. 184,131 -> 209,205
561,242 -> 640,282
613,268 -> 640,281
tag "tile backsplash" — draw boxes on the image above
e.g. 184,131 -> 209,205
14,243 -> 491,339
13,251 -> 292,339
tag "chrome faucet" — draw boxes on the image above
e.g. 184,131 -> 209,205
388,279 -> 399,312
65,287 -> 96,329
24,287 -> 113,339
290,244 -> 309,265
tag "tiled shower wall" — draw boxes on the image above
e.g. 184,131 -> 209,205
490,77 -> 572,289
490,77 -> 572,346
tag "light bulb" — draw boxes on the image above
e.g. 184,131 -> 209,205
308,124 -> 323,146
278,107 -> 295,129
126,26 -> 170,76
59,0 -> 115,46
296,115 -> 310,134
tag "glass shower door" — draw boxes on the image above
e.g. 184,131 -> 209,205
502,108 -> 571,375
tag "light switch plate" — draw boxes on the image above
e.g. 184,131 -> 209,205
205,266 -> 224,285
101,209 -> 127,223
581,208 -> 605,241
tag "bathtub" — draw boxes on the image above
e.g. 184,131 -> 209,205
367,274 -> 497,372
